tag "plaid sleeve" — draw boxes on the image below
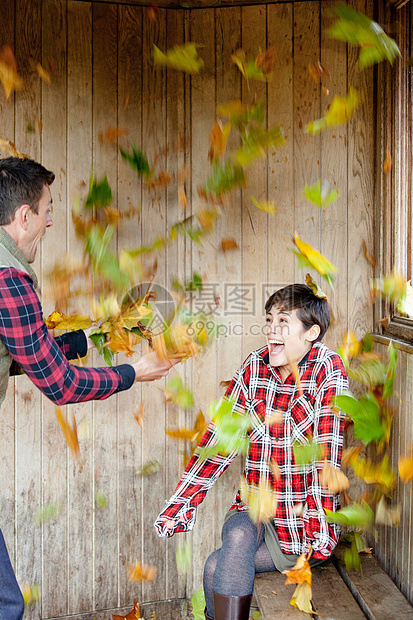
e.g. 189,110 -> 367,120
54,330 -> 87,360
154,360 -> 250,538
304,353 -> 348,558
0,269 -> 134,404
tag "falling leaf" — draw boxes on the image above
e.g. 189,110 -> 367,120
220,238 -> 239,253
290,582 -> 315,615
175,539 -> 191,576
292,233 -> 338,288
328,4 -> 401,69
324,500 -> 374,528
0,45 -> 23,100
153,42 -> 204,74
370,269 -> 407,306
336,331 -> 362,363
216,99 -> 265,128
95,490 -> 108,510
134,402 -> 144,427
305,274 -> 328,301
85,173 -> 113,209
320,460 -> 349,494
137,459 -> 161,477
306,87 -> 360,135
147,3 -> 158,21
127,560 -> 157,583
383,150 -> 392,174
208,120 -> 232,162
112,600 -> 141,620
399,453 -> 413,482
178,187 -> 188,209
77,416 -> 90,440
99,126 -> 128,144
45,311 -> 92,331
163,375 -> 194,409
269,458 -> 280,481
255,44 -> 277,74
220,380 -> 231,388
0,137 -> 25,158
35,62 -> 51,84
304,179 -> 339,209
293,437 -> 323,465
240,478 -> 278,524
397,281 -> 413,317
347,453 -> 395,491
233,124 -> 285,167
22,582 -> 40,608
251,196 -> 277,215
34,502 -> 62,524
362,239 -> 376,267
198,398 -> 250,461
56,407 -> 80,461
120,142 -> 150,178
203,161 -> 246,201
283,552 -> 312,587
334,392 -> 386,446
375,495 -> 401,526
308,60 -> 330,83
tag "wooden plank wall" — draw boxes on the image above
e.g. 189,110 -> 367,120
0,0 -> 383,617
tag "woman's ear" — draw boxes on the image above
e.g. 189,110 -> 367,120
306,324 -> 321,343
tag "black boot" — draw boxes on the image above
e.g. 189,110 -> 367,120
213,592 -> 252,620
204,608 -> 213,620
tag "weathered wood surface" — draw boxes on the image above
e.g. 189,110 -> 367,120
333,545 -> 413,620
254,560 -> 366,620
0,1 -> 387,618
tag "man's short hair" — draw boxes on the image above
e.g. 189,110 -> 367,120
0,157 -> 55,225
265,283 -> 330,342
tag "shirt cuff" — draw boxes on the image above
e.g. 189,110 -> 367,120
54,330 -> 88,361
113,364 -> 135,391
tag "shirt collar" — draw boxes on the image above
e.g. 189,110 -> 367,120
0,227 -> 38,289
261,341 -> 322,369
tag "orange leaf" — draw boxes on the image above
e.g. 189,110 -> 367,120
134,402 -> 144,427
282,552 -> 312,587
383,150 -> 392,174
399,453 -> 413,482
36,62 -> 51,84
362,239 -> 376,267
98,126 -> 128,144
56,407 -> 80,461
0,137 -> 25,158
320,459 -> 349,494
208,120 -> 231,163
255,44 -> 276,74
308,60 -> 330,83
269,458 -> 280,481
0,45 -> 23,100
178,187 -> 188,209
220,238 -> 239,253
112,599 -> 141,620
127,560 -> 157,583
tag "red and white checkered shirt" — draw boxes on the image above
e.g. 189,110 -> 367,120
155,342 -> 348,559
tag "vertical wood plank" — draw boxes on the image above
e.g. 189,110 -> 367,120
14,3 -> 42,617
67,2 -> 94,613
292,1 -> 321,285
117,4 -> 145,608
0,0 -> 17,582
347,0 -> 374,339
241,4 -> 268,359
267,3 -> 294,291
140,7 -> 168,603
92,2 -> 120,609
320,0 -> 348,350
40,1 -> 68,616
186,6 -> 218,596
214,0 -> 244,566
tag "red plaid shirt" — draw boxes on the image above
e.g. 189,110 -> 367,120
155,342 -> 348,559
0,268 -> 135,405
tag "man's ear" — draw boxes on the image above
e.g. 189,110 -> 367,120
306,324 -> 320,343
15,204 -> 31,231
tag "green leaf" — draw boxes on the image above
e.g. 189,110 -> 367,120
203,162 -> 245,199
304,179 -> 339,209
95,490 -> 107,510
175,539 -> 191,576
153,42 -> 204,74
383,343 -> 397,401
343,532 -> 367,570
137,459 -> 162,476
120,141 -> 150,177
361,332 -> 374,353
198,398 -> 250,461
165,376 -> 194,409
34,502 -> 62,524
328,4 -> 401,69
90,331 -> 115,366
216,99 -> 266,128
85,173 -> 112,209
306,88 -> 360,135
334,392 -> 386,446
347,357 -> 387,390
233,124 -> 285,167
191,588 -> 206,620
324,501 -> 374,528
85,226 -> 130,290
293,437 -> 323,465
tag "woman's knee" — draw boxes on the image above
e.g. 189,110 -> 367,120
204,549 -> 220,583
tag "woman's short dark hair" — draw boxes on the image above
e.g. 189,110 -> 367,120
0,157 -> 55,225
265,283 -> 330,342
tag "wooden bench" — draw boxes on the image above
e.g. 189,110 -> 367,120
253,545 -> 413,619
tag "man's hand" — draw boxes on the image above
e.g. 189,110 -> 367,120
131,351 -> 181,382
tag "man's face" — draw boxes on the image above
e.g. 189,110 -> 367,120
265,305 -> 314,380
24,184 -> 53,263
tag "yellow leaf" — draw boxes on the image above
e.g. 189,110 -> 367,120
240,478 -> 278,524
134,402 -> 144,427
0,137 -> 25,158
337,331 -> 362,361
399,453 -> 413,482
45,311 -> 92,331
127,560 -> 157,583
36,62 -> 51,84
306,87 -> 360,134
375,496 -> 401,526
320,459 -> 349,494
208,120 -> 232,162
0,45 -> 23,100
305,274 -> 328,301
251,196 -> 277,215
282,552 -> 312,587
56,407 -> 80,461
220,238 -> 239,253
292,233 -> 337,286
290,582 -> 315,615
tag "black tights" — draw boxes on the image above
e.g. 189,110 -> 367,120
203,512 -> 276,619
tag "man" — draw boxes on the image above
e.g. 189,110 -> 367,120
0,156 -> 179,618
